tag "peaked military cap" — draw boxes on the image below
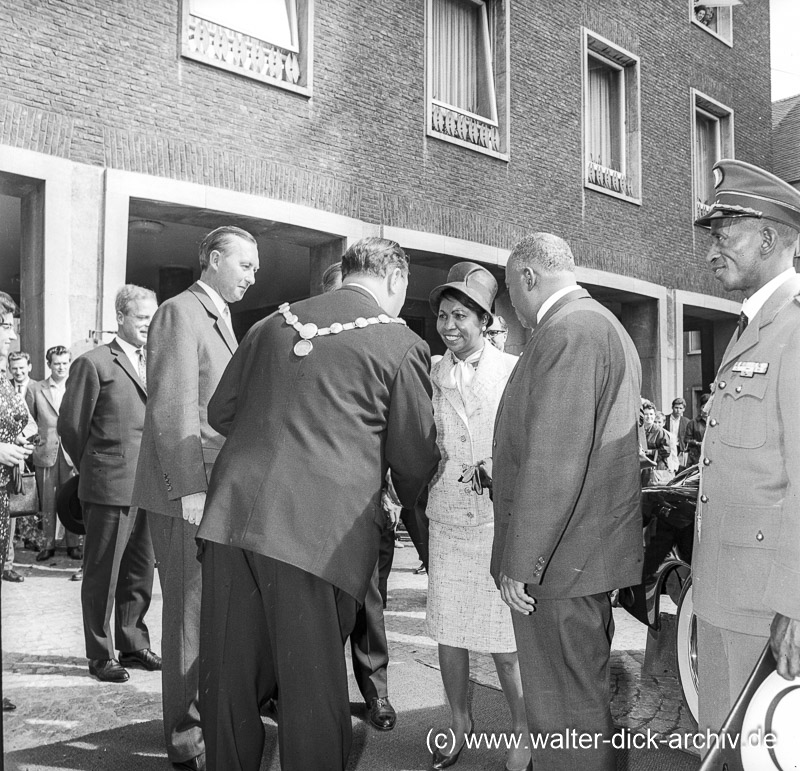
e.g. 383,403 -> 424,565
695,159 -> 800,231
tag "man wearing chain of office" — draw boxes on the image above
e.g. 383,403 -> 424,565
196,237 -> 439,771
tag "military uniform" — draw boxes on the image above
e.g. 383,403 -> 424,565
693,159 -> 800,736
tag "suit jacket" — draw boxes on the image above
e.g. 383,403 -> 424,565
666,414 -> 690,452
58,339 -> 147,507
132,283 -> 237,516
26,379 -> 73,468
491,289 -> 643,599
197,285 -> 440,602
427,343 -> 518,528
693,273 -> 800,636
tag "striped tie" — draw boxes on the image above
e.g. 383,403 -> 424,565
137,348 -> 147,387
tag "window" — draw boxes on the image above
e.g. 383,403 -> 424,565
583,31 -> 641,203
181,0 -> 313,96
692,90 -> 733,221
426,0 -> 509,159
692,2 -> 733,46
686,330 -> 702,355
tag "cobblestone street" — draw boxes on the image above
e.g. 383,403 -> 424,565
2,542 -> 699,770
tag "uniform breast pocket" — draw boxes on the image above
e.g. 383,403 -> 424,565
717,376 -> 768,449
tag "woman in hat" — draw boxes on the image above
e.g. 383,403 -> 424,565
0,291 -> 36,711
426,263 -> 530,771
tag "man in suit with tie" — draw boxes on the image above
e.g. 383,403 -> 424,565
59,285 -> 160,683
692,160 -> 800,742
8,351 -> 34,399
28,346 -> 82,562
196,237 -> 439,771
492,233 -> 643,771
132,225 -> 259,771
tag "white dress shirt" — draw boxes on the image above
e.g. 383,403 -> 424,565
740,267 -> 797,323
537,285 -> 582,325
197,280 -> 234,335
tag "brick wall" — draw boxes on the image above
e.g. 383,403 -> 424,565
0,0 -> 772,297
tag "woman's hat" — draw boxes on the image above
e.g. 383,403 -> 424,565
429,262 -> 498,317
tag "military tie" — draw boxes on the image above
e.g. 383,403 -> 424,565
736,311 -> 749,340
137,348 -> 147,387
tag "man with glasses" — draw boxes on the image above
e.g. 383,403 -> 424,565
484,315 -> 509,352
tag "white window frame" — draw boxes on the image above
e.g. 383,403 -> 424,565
426,0 -> 509,161
582,29 -> 641,205
181,0 -> 314,97
686,330 -> 702,355
691,2 -> 733,47
691,89 -> 734,223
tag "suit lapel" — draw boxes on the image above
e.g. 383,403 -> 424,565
190,284 -> 238,354
109,339 -> 147,396
718,275 -> 800,373
40,380 -> 58,413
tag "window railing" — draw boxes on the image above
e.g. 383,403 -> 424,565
695,199 -> 714,221
586,159 -> 633,198
430,102 -> 500,153
183,13 -> 303,90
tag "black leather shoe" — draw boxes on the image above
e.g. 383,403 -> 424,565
67,547 -> 83,560
413,563 -> 427,575
172,752 -> 205,771
2,697 -> 16,711
36,548 -> 55,562
2,569 -> 23,582
88,658 -> 129,683
70,569 -> 83,582
119,648 -> 162,671
367,696 -> 396,731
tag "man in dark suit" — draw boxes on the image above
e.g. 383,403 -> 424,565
28,346 -> 82,561
492,233 -> 643,771
692,160 -> 800,742
59,285 -> 161,683
197,237 -> 439,771
132,226 -> 259,771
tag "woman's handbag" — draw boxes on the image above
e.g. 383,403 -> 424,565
8,463 -> 38,517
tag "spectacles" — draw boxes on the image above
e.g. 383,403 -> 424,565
486,330 -> 507,337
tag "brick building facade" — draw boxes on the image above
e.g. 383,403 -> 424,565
0,0 -> 772,411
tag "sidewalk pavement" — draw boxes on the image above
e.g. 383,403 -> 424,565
2,542 -> 698,770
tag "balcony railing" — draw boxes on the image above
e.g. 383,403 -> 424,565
587,159 -> 634,198
183,14 -> 302,89
695,199 -> 714,221
430,102 -> 500,153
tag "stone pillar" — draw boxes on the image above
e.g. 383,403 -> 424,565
622,299 -> 660,405
309,238 -> 346,296
19,181 -> 45,378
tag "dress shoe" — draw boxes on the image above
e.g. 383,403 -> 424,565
431,720 -> 473,769
119,648 -> 162,671
2,569 -> 23,582
172,752 -> 205,771
88,658 -> 129,683
35,548 -> 55,562
67,547 -> 83,560
70,569 -> 83,582
505,762 -> 532,771
2,697 -> 16,711
413,563 -> 427,575
367,696 -> 396,731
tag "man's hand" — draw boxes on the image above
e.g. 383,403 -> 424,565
499,572 -> 536,615
181,491 -> 207,527
770,613 -> 800,680
381,487 -> 401,529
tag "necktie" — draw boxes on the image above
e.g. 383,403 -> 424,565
137,348 -> 147,387
15,383 -> 21,394
222,304 -> 234,334
736,311 -> 749,340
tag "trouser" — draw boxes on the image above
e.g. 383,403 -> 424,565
148,510 -> 204,765
512,592 -> 616,771
37,457 -> 81,550
350,524 -> 395,702
81,503 -> 154,659
199,543 -> 358,771
696,617 -> 769,755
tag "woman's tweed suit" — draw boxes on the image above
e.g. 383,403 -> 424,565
425,342 -> 519,652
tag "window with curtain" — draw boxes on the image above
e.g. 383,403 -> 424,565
694,111 -> 719,206
189,0 -> 298,50
587,54 -> 623,172
431,0 -> 497,122
693,4 -> 733,44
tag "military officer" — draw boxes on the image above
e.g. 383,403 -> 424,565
692,159 -> 800,741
